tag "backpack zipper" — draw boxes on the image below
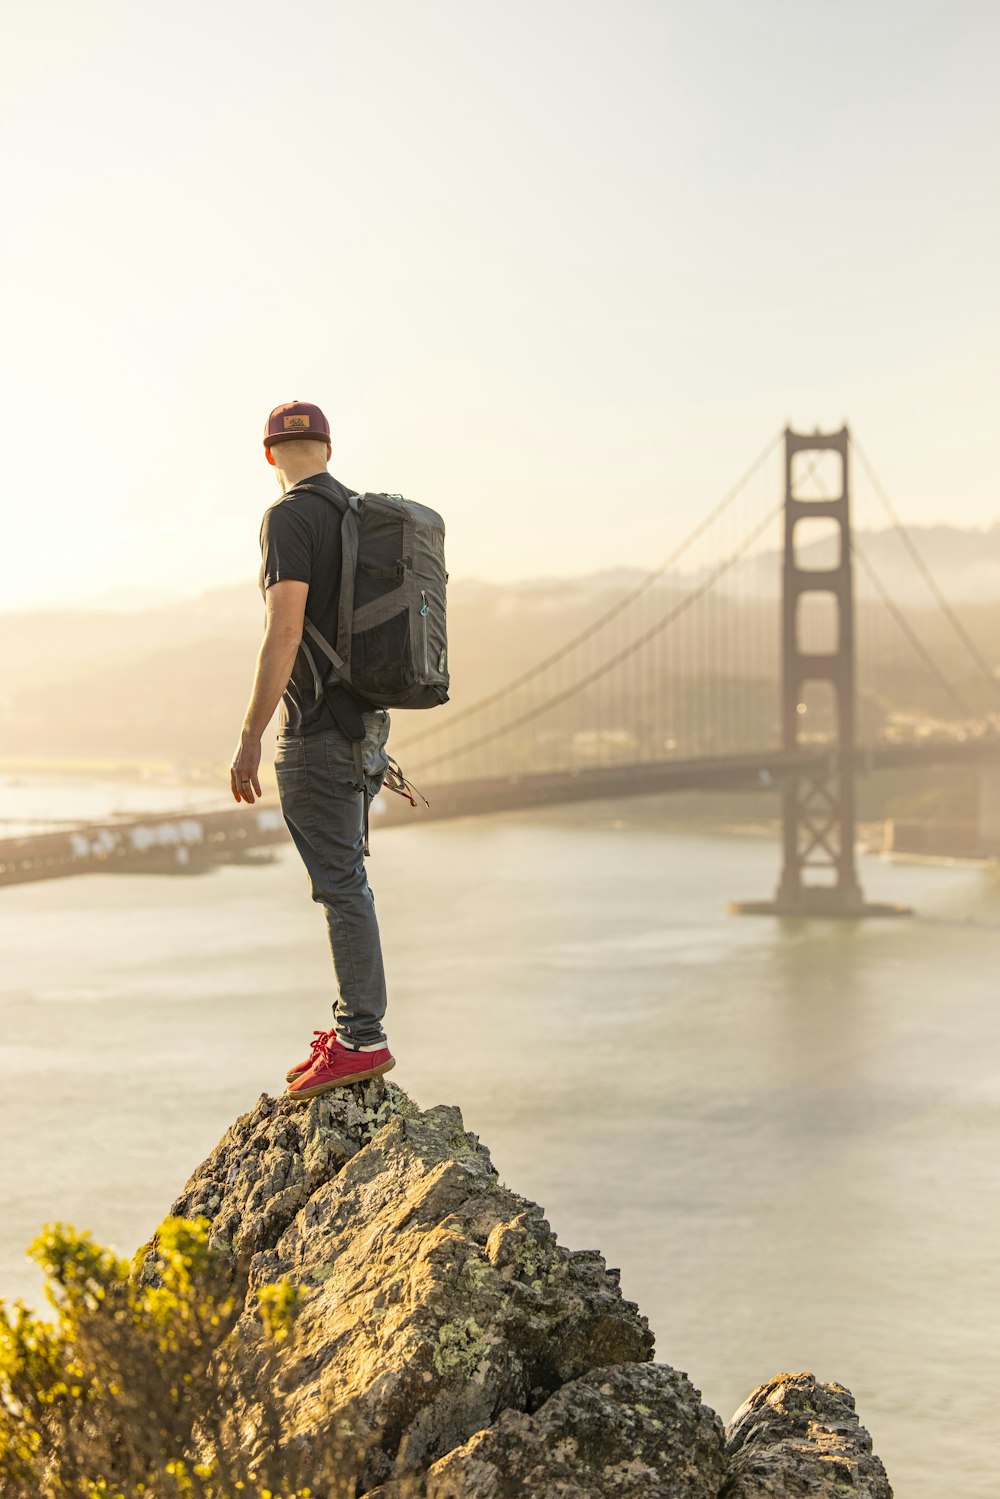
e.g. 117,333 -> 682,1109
419,591 -> 430,675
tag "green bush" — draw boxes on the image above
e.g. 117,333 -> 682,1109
0,1216 -> 341,1499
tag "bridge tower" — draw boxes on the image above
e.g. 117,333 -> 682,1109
734,425 -> 908,918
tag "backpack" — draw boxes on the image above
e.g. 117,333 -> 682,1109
292,487 -> 450,713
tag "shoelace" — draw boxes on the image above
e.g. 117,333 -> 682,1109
311,1030 -> 341,1068
306,1029 -> 335,1064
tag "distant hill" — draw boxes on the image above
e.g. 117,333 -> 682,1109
2,522 -> 999,766
731,521 -> 1000,604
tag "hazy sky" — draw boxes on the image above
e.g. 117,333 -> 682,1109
3,0 -> 999,611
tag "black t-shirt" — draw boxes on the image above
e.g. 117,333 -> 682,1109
258,471 -> 356,736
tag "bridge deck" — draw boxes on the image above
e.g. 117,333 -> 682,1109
2,736 -> 994,887
379,735 -> 999,825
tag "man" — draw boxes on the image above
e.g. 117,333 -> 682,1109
230,399 -> 395,1099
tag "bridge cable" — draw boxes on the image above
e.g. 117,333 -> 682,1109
851,433 -> 1000,702
801,455 -> 975,720
849,535 -> 974,719
410,498 -> 786,776
402,427 -> 786,747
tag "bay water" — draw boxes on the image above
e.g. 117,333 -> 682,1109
2,782 -> 998,1497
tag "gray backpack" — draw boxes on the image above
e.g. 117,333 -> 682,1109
293,487 -> 450,712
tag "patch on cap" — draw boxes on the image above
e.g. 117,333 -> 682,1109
283,414 -> 309,432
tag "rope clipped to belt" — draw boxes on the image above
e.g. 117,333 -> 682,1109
358,754 -> 429,859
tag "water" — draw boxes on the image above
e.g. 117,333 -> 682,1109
2,790 -> 998,1498
0,771 -> 231,835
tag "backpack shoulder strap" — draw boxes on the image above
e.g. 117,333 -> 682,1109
303,619 -> 346,677
283,482 -> 363,679
336,498 -> 360,670
283,480 -> 352,511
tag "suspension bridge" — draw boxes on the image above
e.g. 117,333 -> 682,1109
380,424 -> 1000,917
3,424 -> 998,912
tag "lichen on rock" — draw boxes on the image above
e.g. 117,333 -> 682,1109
721,1371 -> 893,1498
372,1362 -> 729,1499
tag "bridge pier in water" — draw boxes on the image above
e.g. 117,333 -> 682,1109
733,425 -> 910,919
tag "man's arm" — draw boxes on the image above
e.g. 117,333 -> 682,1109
230,579 -> 309,804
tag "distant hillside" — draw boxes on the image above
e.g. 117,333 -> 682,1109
731,521 -> 1000,604
2,522 -> 1000,766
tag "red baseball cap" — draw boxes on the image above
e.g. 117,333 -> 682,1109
263,399 -> 331,449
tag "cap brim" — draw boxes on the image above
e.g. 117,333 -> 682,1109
264,431 -> 330,448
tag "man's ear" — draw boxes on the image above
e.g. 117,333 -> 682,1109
265,447 -> 276,467
326,442 -> 332,462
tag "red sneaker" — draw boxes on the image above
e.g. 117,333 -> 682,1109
286,1033 -> 395,1100
286,1028 -> 336,1084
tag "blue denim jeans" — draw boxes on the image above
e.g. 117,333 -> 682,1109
274,713 -> 390,1048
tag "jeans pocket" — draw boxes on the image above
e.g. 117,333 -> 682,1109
323,731 -> 362,792
274,733 -> 303,777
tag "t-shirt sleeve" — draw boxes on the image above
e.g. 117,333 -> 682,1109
259,504 -> 314,589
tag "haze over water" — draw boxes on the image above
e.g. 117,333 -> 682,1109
2,788 -> 997,1498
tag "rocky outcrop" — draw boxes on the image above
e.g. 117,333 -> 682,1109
163,1083 -> 892,1497
722,1373 -> 893,1498
372,1363 -> 728,1499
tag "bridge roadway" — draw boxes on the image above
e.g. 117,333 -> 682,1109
377,733 -> 1000,826
377,737 -> 1000,833
1,735 -> 995,886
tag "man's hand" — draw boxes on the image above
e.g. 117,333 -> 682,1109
231,736 -> 263,803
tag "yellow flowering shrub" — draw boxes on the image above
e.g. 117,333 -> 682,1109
0,1216 -> 336,1499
